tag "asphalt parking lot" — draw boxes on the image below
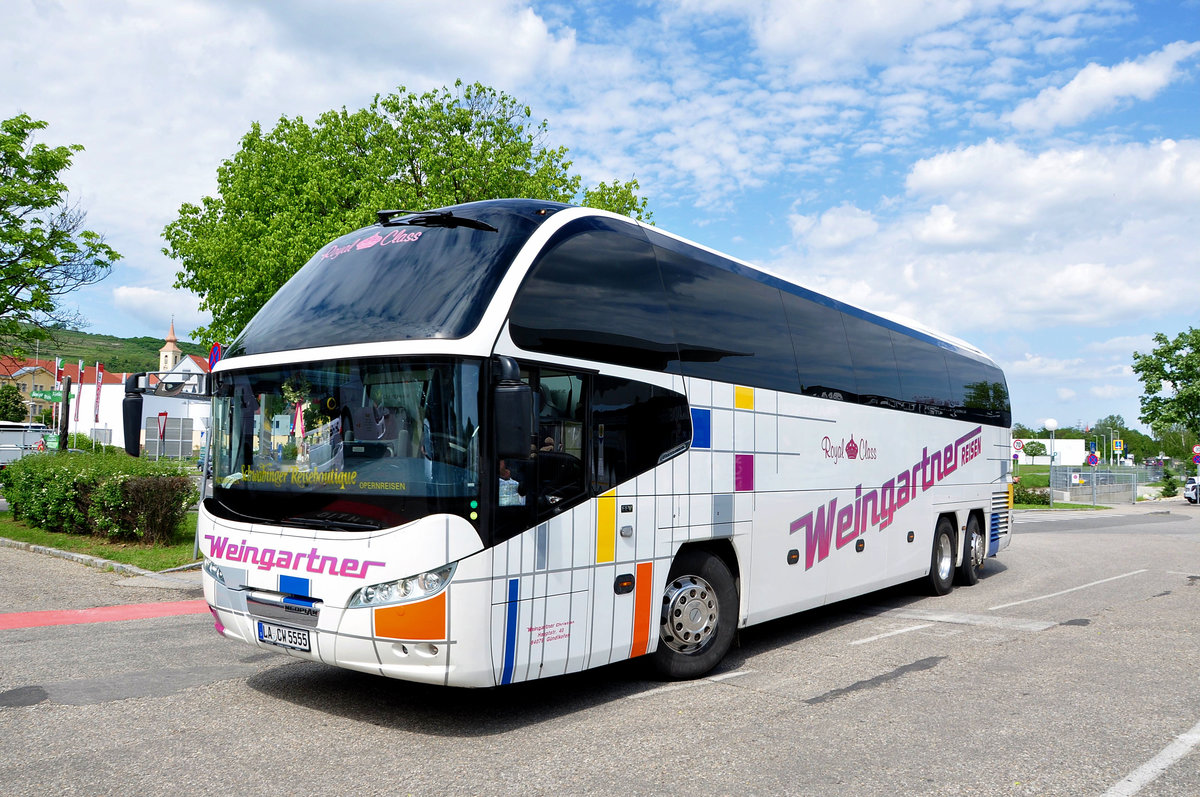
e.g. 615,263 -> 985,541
1,500 -> 1198,796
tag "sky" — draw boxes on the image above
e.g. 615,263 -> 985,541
2,0 -> 1198,432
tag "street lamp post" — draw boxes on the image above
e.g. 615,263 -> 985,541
1045,418 -> 1058,508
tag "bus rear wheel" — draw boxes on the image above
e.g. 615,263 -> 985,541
652,550 -> 737,680
927,517 -> 955,596
955,514 -> 984,587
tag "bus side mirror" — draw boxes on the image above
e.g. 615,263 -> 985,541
493,357 -> 532,460
122,373 -> 145,457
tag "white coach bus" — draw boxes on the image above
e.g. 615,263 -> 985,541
176,199 -> 1012,687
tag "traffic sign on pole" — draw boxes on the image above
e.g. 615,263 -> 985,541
1192,444 -> 1200,455
1012,440 -> 1024,451
1087,454 -> 1099,466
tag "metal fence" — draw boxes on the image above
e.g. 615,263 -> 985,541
1049,467 -> 1153,505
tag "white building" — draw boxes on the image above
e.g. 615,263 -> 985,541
1013,438 -> 1085,467
66,323 -> 211,455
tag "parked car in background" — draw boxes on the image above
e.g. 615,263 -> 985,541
1185,476 -> 1198,504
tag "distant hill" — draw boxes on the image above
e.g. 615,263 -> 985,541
28,327 -> 208,374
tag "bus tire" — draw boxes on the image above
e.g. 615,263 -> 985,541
653,550 -> 737,680
927,517 -> 955,596
956,514 -> 984,587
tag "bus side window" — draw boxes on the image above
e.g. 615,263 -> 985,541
493,367 -> 588,542
533,371 -> 586,516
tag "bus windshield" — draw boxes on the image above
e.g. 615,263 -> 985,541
209,357 -> 481,530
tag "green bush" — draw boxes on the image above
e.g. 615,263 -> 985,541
1160,466 -> 1179,498
1014,484 -> 1050,505
66,432 -> 125,455
0,451 -> 198,544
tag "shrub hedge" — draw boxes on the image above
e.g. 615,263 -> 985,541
0,451 -> 198,544
1014,483 -> 1050,505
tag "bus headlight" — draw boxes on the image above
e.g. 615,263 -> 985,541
348,563 -> 456,608
202,558 -> 226,585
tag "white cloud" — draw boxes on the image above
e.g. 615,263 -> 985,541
1008,353 -> 1085,377
1057,388 -> 1077,401
112,286 -> 210,342
1007,40 -> 1200,132
1090,384 -> 1131,400
772,138 -> 1200,336
789,203 -> 878,249
1086,335 -> 1156,356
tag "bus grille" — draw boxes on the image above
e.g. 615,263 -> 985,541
989,490 -> 1011,554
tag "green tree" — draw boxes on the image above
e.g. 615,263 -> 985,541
1022,441 -> 1047,459
0,383 -> 26,422
0,114 -> 120,357
1133,328 -> 1200,443
165,81 -> 653,345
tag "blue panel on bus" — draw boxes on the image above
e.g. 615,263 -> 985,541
279,575 -> 310,597
691,408 -> 712,449
501,578 -> 520,685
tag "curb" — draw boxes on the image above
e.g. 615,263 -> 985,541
0,536 -> 200,587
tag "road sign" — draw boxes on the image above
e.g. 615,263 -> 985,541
1012,440 -> 1024,451
1194,454 -> 1200,465
1113,439 -> 1123,452
1192,444 -> 1200,455
208,342 -> 223,370
1087,453 -> 1099,466
1090,441 -> 1096,453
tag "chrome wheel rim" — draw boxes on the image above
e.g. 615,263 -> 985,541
970,527 -> 985,568
661,575 -> 719,654
937,533 -> 954,582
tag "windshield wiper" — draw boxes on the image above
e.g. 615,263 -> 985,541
284,514 -> 383,531
209,497 -> 275,525
375,209 -> 498,233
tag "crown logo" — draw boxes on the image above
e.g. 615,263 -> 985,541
355,232 -> 384,250
846,436 -> 859,460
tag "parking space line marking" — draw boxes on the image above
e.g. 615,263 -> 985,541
882,609 -> 1057,632
627,669 -> 750,699
849,623 -> 933,645
1103,718 -> 1200,796
988,569 -> 1148,611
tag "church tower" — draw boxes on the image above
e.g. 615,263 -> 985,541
159,319 -> 183,373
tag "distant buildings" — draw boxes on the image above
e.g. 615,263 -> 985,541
0,323 -> 210,454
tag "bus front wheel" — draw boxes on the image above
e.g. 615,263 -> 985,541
653,550 -> 737,680
955,514 -> 984,587
927,518 -> 955,596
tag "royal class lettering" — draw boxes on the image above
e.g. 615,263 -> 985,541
791,426 -> 983,570
205,535 -> 385,579
321,229 -> 422,260
822,434 -> 877,464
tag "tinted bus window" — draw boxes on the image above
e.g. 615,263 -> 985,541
780,292 -> 856,401
890,331 -> 953,410
592,376 -> 691,494
510,218 -> 679,373
949,352 -> 1011,426
232,201 -> 557,356
841,314 -> 901,404
651,234 -> 801,394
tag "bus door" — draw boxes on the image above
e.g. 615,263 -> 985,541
491,367 -> 593,682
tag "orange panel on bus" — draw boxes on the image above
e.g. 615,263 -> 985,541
374,591 -> 447,641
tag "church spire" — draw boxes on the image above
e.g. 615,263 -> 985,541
159,317 -> 182,372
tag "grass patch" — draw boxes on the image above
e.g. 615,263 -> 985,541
0,510 -> 201,571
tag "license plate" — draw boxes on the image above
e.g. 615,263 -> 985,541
257,620 -> 310,652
